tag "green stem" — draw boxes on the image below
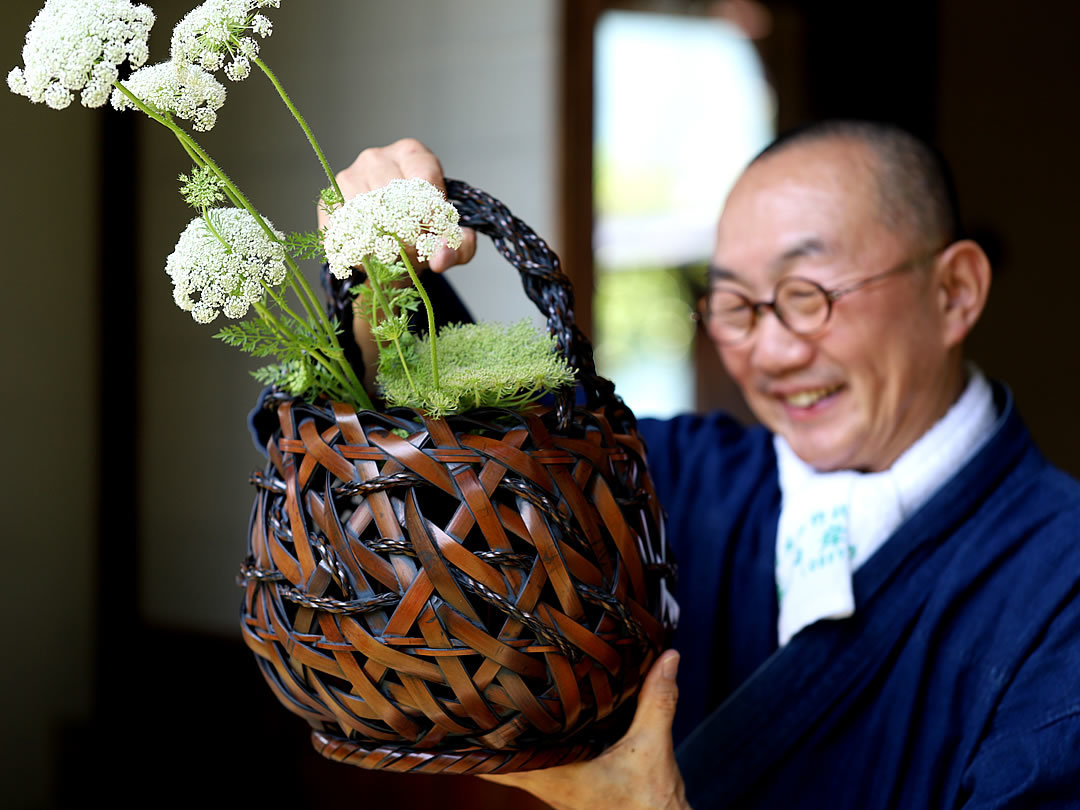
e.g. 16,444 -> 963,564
392,340 -> 418,398
253,302 -> 372,409
113,80 -> 371,410
177,135 -> 204,167
363,258 -> 419,399
281,256 -> 327,329
176,137 -> 245,209
284,262 -> 369,399
285,254 -> 336,341
360,259 -> 389,348
116,84 -> 263,236
260,279 -> 320,340
259,281 -> 371,408
254,56 -> 342,201
114,84 -> 314,315
397,243 -> 439,389
201,209 -> 232,251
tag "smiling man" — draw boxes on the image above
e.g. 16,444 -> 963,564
334,122 -> 1080,809
707,131 -> 971,475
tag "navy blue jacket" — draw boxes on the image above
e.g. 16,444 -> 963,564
638,385 -> 1080,809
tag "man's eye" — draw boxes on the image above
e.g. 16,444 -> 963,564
711,293 -> 749,314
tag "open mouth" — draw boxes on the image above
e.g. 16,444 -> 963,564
780,383 -> 844,409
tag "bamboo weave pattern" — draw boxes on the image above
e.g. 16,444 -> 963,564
240,181 -> 677,774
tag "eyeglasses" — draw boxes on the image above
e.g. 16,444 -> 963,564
703,248 -> 944,345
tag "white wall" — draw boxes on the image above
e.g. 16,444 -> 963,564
136,0 -> 560,634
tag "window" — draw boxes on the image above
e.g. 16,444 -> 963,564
592,9 -> 773,417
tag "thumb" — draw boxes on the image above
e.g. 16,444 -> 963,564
626,650 -> 680,738
429,227 -> 477,273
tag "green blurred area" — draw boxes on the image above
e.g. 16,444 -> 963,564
593,264 -> 704,376
594,150 -> 676,216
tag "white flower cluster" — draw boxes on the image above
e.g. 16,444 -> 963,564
111,61 -> 226,131
323,178 -> 464,280
7,0 -> 154,110
166,208 -> 287,323
171,0 -> 280,83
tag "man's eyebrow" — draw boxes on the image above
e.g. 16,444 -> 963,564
709,237 -> 829,285
708,264 -> 738,283
772,237 -> 828,270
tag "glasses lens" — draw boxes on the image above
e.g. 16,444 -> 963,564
776,278 -> 829,333
707,289 -> 754,342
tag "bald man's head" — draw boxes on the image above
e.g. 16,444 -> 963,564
750,120 -> 961,252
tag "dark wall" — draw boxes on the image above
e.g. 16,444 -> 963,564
937,1 -> 1080,474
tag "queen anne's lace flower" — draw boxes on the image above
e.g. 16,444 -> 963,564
111,61 -> 227,131
323,178 -> 464,280
250,15 -> 273,38
171,0 -> 280,83
179,165 -> 227,209
8,0 -> 155,109
166,208 -> 286,324
223,56 -> 250,82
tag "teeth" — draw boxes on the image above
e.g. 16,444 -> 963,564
784,386 -> 840,408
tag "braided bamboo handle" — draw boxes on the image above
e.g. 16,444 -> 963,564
323,179 -> 635,430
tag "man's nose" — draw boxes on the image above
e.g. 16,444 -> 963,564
749,308 -> 814,374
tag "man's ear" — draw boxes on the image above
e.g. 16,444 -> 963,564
935,239 -> 992,349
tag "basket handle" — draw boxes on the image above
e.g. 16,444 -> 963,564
323,178 -> 633,429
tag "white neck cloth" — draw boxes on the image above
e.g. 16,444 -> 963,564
773,368 -> 997,646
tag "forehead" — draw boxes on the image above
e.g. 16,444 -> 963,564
713,139 -> 893,270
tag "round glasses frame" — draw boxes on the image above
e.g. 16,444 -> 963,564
702,248 -> 945,345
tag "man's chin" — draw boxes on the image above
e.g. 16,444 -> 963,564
778,430 -> 857,473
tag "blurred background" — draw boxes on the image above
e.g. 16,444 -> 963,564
2,0 -> 1078,807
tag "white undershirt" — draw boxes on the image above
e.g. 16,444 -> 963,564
773,368 -> 997,646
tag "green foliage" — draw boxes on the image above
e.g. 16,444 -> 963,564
376,320 -> 576,417
351,254 -> 575,417
353,257 -> 421,325
284,230 -> 326,262
215,312 -> 355,402
361,255 -> 412,288
251,357 -> 341,399
179,165 -> 226,210
319,184 -> 344,215
215,317 -> 286,357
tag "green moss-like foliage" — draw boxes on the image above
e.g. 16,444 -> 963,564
376,319 -> 576,417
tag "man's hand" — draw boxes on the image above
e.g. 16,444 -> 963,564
321,138 -> 478,384
480,650 -> 691,810
317,137 -> 477,272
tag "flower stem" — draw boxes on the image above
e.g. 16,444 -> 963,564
200,209 -> 232,251
114,83 -> 273,239
177,137 -> 245,209
254,56 -> 342,201
113,80 -> 371,410
284,254 -> 336,340
261,279 -> 371,407
253,301 -> 373,409
362,258 -> 420,399
396,244 -> 439,389
260,279 -> 321,341
116,83 -> 336,324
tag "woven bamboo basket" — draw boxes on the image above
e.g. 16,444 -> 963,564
240,180 -> 677,775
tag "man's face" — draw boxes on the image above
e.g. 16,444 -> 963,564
711,138 -> 953,472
